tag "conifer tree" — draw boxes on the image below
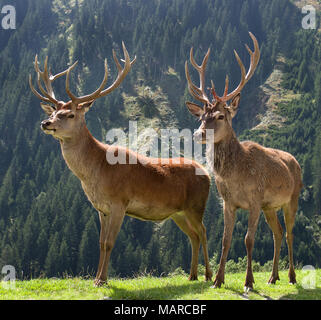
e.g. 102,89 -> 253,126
77,216 -> 99,275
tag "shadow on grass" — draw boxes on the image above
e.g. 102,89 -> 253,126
107,278 -> 258,300
107,280 -> 214,300
279,285 -> 321,300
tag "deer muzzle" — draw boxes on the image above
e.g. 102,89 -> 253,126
41,120 -> 55,131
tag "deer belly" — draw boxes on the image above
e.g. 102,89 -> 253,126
126,200 -> 176,222
263,191 -> 292,209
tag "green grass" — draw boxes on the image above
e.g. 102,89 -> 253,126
1,270 -> 320,300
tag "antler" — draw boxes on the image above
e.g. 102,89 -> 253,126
211,32 -> 260,102
185,47 -> 211,105
29,56 -> 77,105
66,41 -> 136,104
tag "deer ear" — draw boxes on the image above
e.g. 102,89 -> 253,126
77,100 -> 95,113
40,103 -> 56,116
186,102 -> 204,118
228,93 -> 241,118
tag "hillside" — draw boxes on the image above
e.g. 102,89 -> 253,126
0,0 -> 320,282
252,55 -> 301,131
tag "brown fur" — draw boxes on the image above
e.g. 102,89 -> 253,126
58,117 -> 212,286
187,98 -> 303,290
185,34 -> 302,289
36,93 -> 213,286
30,50 -> 213,286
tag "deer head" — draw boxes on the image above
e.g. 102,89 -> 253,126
185,32 -> 260,144
29,42 -> 136,140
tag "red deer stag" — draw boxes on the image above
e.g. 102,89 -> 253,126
29,42 -> 212,286
185,32 -> 302,290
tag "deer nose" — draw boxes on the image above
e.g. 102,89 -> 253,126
41,120 -> 51,129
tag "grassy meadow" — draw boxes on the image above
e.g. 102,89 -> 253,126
0,269 -> 320,300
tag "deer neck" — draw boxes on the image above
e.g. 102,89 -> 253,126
60,124 -> 105,182
211,127 -> 243,178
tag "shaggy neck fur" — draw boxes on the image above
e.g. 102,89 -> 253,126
210,129 -> 243,178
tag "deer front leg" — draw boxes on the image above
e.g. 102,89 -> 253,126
94,204 -> 126,287
213,202 -> 236,288
244,206 -> 260,291
95,211 -> 110,286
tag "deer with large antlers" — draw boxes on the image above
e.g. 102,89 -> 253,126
29,43 -> 213,286
185,33 -> 302,290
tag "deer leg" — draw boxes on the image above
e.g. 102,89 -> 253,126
213,203 -> 236,288
244,207 -> 260,290
172,214 -> 200,281
184,211 -> 213,281
95,211 -> 110,286
94,204 -> 126,287
182,211 -> 213,281
283,196 -> 298,284
263,208 -> 283,284
199,222 -> 213,281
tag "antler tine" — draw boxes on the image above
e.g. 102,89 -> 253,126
66,59 -> 107,103
35,55 -> 60,103
223,75 -> 229,98
244,32 -> 260,81
50,60 -> 78,81
98,41 -> 136,98
215,32 -> 260,102
65,42 -> 136,103
185,47 -> 211,105
30,55 -> 75,105
29,74 -> 52,103
210,80 -> 221,102
30,55 -> 59,104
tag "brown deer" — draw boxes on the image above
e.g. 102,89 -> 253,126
29,42 -> 213,286
185,32 -> 303,290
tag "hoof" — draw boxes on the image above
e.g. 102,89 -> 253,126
288,270 -> 296,284
244,273 -> 254,290
188,275 -> 198,281
289,276 -> 296,285
94,278 -> 108,287
244,286 -> 253,293
267,275 -> 280,285
205,270 -> 213,282
212,275 -> 224,288
244,279 -> 254,291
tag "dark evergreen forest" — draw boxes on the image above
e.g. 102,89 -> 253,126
0,0 -> 320,279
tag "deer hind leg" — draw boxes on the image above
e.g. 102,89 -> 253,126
263,208 -> 284,284
244,206 -> 261,291
184,210 -> 213,281
199,222 -> 213,281
94,204 -> 126,287
283,194 -> 299,284
171,213 -> 200,281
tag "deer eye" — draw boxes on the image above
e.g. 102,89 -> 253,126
67,114 -> 75,119
218,115 -> 225,120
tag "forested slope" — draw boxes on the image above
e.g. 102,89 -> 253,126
0,0 -> 320,279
